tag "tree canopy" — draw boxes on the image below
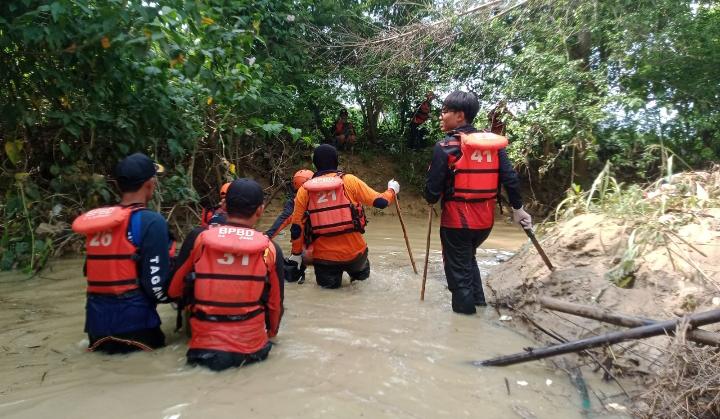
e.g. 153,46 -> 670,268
1,0 -> 718,271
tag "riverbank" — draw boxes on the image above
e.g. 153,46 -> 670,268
485,168 -> 720,417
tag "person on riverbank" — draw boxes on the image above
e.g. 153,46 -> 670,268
287,144 -> 399,289
332,108 -> 356,150
168,178 -> 284,371
200,182 -> 230,227
424,91 -> 532,315
408,91 -> 435,150
71,153 -> 173,353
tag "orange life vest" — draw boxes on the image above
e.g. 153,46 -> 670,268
190,226 -> 270,321
303,175 -> 366,240
72,205 -> 141,295
448,132 -> 508,202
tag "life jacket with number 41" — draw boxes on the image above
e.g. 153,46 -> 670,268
447,132 -> 508,202
72,205 -> 142,295
189,226 -> 270,322
303,175 -> 367,240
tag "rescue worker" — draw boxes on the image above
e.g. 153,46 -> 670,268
200,182 -> 230,227
332,108 -> 356,150
265,169 -> 314,239
169,178 -> 284,371
408,91 -> 435,150
287,144 -> 400,289
71,153 -> 172,353
424,91 -> 532,315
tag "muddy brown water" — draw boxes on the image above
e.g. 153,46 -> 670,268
0,216 -> 627,418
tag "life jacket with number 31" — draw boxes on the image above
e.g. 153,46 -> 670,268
448,132 -> 508,202
303,175 -> 367,239
72,205 -> 142,295
190,226 -> 270,321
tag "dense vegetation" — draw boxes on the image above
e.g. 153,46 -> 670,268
1,0 -> 718,272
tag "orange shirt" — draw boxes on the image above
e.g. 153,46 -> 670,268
291,173 -> 395,263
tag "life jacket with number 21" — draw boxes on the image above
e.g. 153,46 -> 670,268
303,175 -> 367,240
72,205 -> 142,295
447,132 -> 508,202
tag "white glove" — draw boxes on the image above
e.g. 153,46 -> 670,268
512,206 -> 533,229
387,179 -> 400,195
288,254 -> 303,268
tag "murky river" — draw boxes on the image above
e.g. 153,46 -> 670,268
0,215 -> 626,418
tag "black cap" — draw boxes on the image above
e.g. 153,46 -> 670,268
313,144 -> 338,171
114,153 -> 164,189
226,178 -> 265,215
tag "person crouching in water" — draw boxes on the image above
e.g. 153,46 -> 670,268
168,178 -> 284,371
424,91 -> 531,315
72,153 -> 173,353
266,169 -> 314,284
287,144 -> 400,288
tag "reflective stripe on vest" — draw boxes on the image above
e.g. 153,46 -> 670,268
448,132 -> 508,202
192,226 -> 270,319
303,175 -> 366,238
72,205 -> 141,295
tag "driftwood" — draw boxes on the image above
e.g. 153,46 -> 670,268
475,309 -> 720,367
538,296 -> 720,347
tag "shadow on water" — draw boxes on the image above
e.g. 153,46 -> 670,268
0,216 -> 628,418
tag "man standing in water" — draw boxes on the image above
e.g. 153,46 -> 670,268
287,144 -> 399,289
424,91 -> 532,314
72,153 -> 172,353
169,178 -> 284,371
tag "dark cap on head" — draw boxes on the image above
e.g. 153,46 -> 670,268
313,144 -> 338,172
114,152 -> 164,190
225,178 -> 265,217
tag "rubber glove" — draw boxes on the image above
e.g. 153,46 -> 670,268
287,253 -> 303,269
387,179 -> 400,195
512,206 -> 533,229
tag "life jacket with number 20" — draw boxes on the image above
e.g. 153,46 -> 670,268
72,205 -> 142,295
447,132 -> 508,202
303,175 -> 367,239
190,226 -> 270,321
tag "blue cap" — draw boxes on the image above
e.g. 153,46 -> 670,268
114,153 -> 164,189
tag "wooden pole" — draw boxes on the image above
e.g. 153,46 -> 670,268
394,196 -> 418,275
474,308 -> 720,367
421,205 -> 433,301
538,296 -> 720,347
524,228 -> 554,271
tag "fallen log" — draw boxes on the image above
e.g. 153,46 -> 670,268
474,308 -> 720,367
537,296 -> 720,347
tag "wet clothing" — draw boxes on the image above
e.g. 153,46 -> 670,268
440,227 -> 491,314
266,188 -> 296,239
290,171 -> 395,265
424,124 -> 523,314
78,206 -> 172,352
187,343 -> 272,371
313,249 -> 370,289
169,223 -> 284,371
